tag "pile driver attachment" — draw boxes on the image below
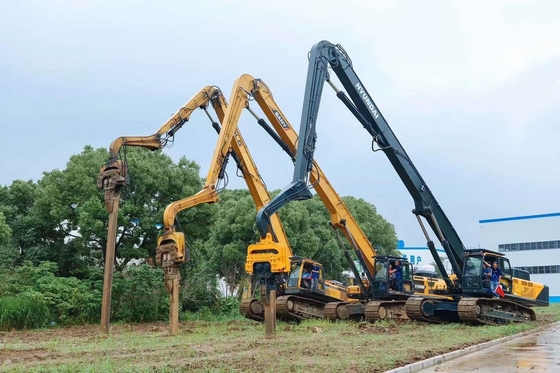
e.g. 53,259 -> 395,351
97,160 -> 128,214
98,86 -> 226,334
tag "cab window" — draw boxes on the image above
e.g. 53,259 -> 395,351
499,258 -> 512,276
464,257 -> 482,276
402,263 -> 412,281
287,265 -> 301,287
374,261 -> 388,280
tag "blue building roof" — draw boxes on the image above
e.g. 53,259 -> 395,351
479,212 -> 560,224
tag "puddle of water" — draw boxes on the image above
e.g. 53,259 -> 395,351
512,342 -> 537,348
417,325 -> 560,372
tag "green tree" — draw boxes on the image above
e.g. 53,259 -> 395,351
0,211 -> 11,247
0,211 -> 17,268
31,145 -> 213,276
0,180 -> 42,266
179,256 -> 222,312
203,189 -> 398,290
341,196 -> 399,256
279,196 -> 346,278
204,190 -> 257,292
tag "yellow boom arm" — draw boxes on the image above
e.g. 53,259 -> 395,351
244,79 -> 378,278
156,75 -> 292,273
97,85 -> 226,332
97,86 -> 223,214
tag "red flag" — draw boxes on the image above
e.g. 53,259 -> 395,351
496,284 -> 505,298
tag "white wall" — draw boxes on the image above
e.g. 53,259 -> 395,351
479,214 -> 560,301
505,249 -> 558,267
480,215 -> 560,251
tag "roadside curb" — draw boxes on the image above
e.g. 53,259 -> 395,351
384,321 -> 560,373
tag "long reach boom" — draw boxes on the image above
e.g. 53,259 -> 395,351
256,40 -> 548,325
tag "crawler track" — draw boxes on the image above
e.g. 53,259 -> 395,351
457,298 -> 536,325
323,302 -> 366,321
405,296 -> 537,325
323,302 -> 344,320
239,298 -> 265,322
275,295 -> 326,321
364,300 -> 408,322
240,296 -> 329,322
241,295 -> 536,326
405,297 -> 458,323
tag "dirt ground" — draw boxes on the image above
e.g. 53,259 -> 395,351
1,305 -> 559,373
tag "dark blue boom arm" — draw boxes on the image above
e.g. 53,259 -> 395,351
259,40 -> 467,288
301,41 -> 466,283
253,50 -> 328,238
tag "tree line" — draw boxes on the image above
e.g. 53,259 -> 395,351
0,146 -> 398,329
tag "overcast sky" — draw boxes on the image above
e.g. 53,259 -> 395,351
1,0 -> 559,249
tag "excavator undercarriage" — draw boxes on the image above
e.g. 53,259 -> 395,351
403,296 -> 536,325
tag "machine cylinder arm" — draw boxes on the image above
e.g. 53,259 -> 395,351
260,40 -> 468,285
243,79 -> 378,279
97,85 -> 227,331
106,86 -> 223,161
156,74 -> 292,274
159,75 -> 255,231
252,47 -> 331,239
96,86 -> 223,214
98,85 -> 225,276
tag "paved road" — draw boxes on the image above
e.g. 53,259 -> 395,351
417,323 -> 560,372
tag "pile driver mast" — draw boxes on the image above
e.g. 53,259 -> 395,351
97,86 -> 224,334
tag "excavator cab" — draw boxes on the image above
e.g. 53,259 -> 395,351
461,249 -> 513,297
370,256 -> 414,299
286,257 -> 323,292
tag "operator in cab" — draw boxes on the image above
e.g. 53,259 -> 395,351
490,261 -> 503,299
389,260 -> 403,292
311,262 -> 320,292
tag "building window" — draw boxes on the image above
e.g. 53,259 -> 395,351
514,265 -> 560,275
498,240 -> 560,252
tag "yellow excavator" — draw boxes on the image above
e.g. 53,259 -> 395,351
96,86 -> 229,330
225,77 -> 451,322
151,76 -> 352,320
98,76 -> 449,324
97,85 -> 225,258
145,75 -> 415,323
97,79 -> 348,324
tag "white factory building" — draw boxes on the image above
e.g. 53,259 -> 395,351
479,212 -> 560,303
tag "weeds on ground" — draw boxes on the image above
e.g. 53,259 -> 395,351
1,304 -> 558,373
0,296 -> 50,331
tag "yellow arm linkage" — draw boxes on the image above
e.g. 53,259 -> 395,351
97,86 -> 223,214
156,74 -> 292,274
97,85 -> 226,330
247,79 -> 378,277
107,86 -> 222,159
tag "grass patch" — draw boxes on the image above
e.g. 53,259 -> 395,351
0,304 -> 558,372
0,296 -> 50,331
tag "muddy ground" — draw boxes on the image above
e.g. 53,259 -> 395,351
1,306 -> 559,373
